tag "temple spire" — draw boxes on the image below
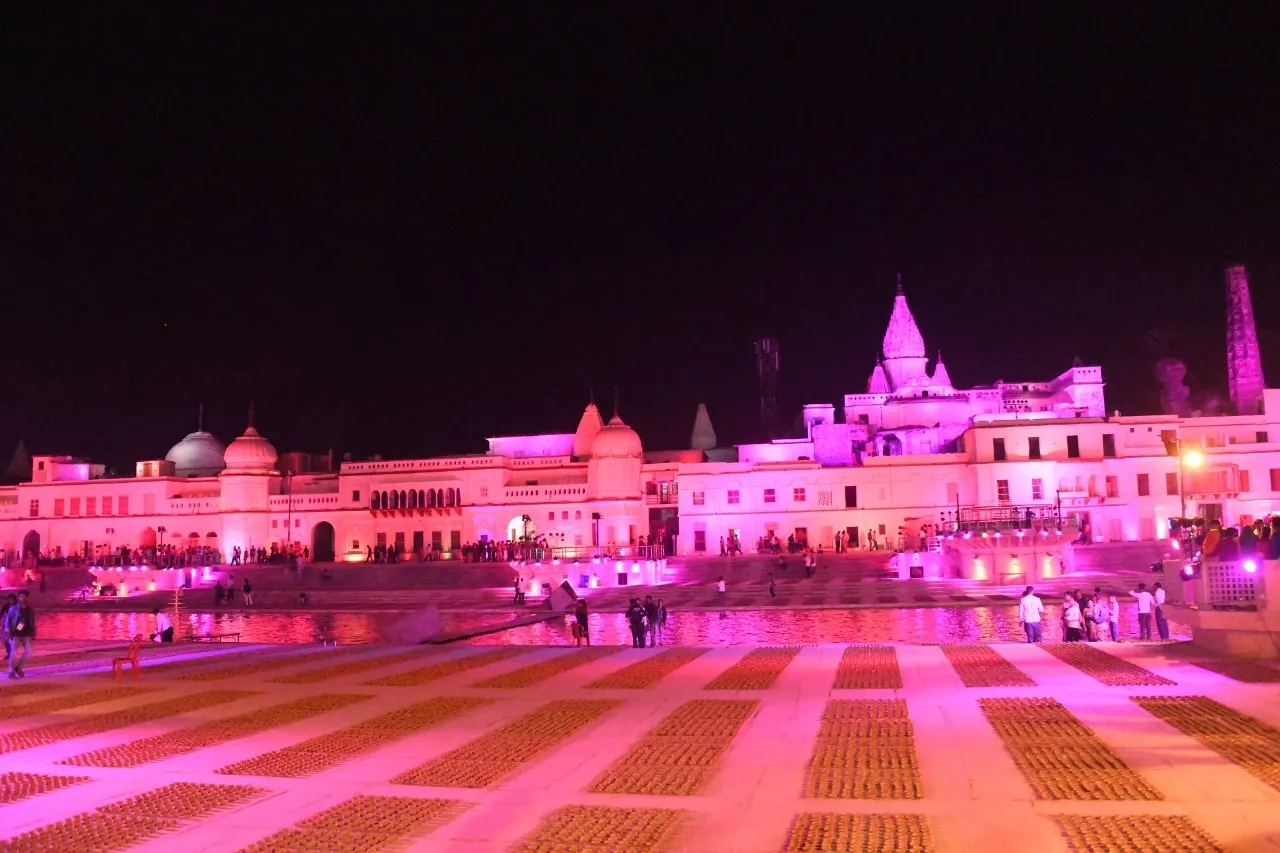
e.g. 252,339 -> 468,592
691,403 -> 717,451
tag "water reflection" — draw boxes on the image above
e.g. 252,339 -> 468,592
34,604 -> 1189,647
463,604 -> 1190,646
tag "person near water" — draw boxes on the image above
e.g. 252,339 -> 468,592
5,591 -> 36,678
150,607 -> 174,643
1018,586 -> 1044,643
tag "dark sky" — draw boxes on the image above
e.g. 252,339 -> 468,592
4,5 -> 1279,469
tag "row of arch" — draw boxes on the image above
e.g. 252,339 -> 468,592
371,488 -> 460,511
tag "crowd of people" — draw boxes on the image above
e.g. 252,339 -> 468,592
1018,581 -> 1169,643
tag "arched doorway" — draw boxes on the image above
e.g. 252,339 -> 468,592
507,515 -> 533,541
139,528 -> 157,549
21,530 -> 39,558
312,522 -> 336,562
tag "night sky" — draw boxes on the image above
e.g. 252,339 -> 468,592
5,6 -> 1279,471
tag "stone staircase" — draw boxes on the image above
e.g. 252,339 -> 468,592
1067,541 -> 1167,575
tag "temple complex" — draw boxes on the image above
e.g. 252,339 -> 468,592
2,269 -> 1277,579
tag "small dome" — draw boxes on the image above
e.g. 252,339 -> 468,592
222,425 -> 278,473
165,431 -> 225,477
591,414 -> 643,458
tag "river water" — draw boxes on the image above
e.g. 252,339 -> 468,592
32,604 -> 1188,646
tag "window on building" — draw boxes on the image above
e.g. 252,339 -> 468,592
450,530 -> 461,550
561,511 -> 569,520
37,461 -> 44,471
1258,431 -> 1269,444
479,486 -> 488,499
693,530 -> 707,552
272,519 -> 278,528
143,495 -> 155,515
575,510 -> 582,519
102,496 -> 113,515
646,481 -> 658,496
692,491 -> 705,506
53,499 -> 65,517
86,496 -> 96,516
1166,472 -> 1179,495
28,500 -> 38,518
793,487 -> 806,502
431,531 -> 443,551
1161,428 -> 1176,444
844,485 -> 858,507
727,490 -> 740,505
993,438 -> 1007,461
818,490 -> 833,506
1102,433 -> 1116,458
996,480 -> 1010,502
352,490 -> 361,502
1240,469 -> 1251,492
548,512 -> 555,521
69,497 -> 80,516
1270,469 -> 1280,491
352,539 -> 360,550
1137,473 -> 1150,496
1028,437 -> 1041,459
295,518 -> 301,527
1031,478 -> 1044,501
1067,435 -> 1080,458
1105,475 -> 1119,498
763,488 -> 776,503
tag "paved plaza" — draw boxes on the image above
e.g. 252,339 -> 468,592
2,638 -> 1280,852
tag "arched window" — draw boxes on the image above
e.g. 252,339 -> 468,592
380,491 -> 388,508
454,487 -> 461,506
408,490 -> 417,509
418,490 -> 425,507
399,490 -> 407,508
436,488 -> 444,507
389,491 -> 399,509
371,492 -> 380,510
427,490 -> 436,508
445,488 -> 455,507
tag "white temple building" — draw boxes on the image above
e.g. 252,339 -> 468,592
2,272 -> 1277,583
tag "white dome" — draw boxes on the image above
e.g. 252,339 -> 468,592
222,426 -> 278,473
591,414 -> 643,458
164,431 -> 225,477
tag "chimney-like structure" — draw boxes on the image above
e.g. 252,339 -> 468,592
1225,264 -> 1266,415
755,338 -> 779,438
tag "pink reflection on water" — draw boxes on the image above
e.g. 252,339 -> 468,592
33,604 -> 1189,646
462,604 -> 1190,646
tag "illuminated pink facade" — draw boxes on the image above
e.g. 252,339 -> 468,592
3,281 -> 1278,570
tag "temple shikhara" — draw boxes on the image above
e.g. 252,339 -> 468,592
2,267 -> 1276,582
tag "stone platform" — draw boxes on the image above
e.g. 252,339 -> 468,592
2,640 -> 1280,851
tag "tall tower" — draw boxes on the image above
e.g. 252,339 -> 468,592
1225,264 -> 1266,415
755,338 -> 780,438
881,274 -> 929,389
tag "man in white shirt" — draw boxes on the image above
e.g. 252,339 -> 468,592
150,608 -> 174,643
1018,586 -> 1044,643
1152,582 -> 1169,640
1129,583 -> 1155,640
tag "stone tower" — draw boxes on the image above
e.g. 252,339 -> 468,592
1225,264 -> 1266,415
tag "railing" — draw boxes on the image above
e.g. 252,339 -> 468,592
548,545 -> 666,562
268,494 -> 342,510
502,485 -> 588,503
1197,560 -> 1259,609
166,499 -> 220,513
644,493 -> 678,505
940,504 -> 1060,533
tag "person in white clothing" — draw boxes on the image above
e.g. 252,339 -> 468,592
150,608 -> 174,643
1107,594 -> 1121,641
1153,582 -> 1169,640
1129,583 -> 1155,640
1062,595 -> 1082,642
1018,586 -> 1044,643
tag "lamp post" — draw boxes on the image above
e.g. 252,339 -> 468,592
1179,446 -> 1204,520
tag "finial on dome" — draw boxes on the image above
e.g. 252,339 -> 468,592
589,387 -> 595,406
197,403 -> 204,433
896,272 -> 904,295
247,400 -> 255,429
612,386 -> 619,420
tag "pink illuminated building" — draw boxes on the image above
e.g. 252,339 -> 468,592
2,274 -> 1277,577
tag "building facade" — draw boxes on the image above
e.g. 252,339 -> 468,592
3,275 -> 1277,570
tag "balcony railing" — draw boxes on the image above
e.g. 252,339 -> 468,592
939,503 -> 1060,533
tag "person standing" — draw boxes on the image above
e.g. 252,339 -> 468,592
574,600 -> 590,646
5,591 -> 36,678
626,598 -> 646,648
644,595 -> 659,647
717,576 -> 726,605
1018,586 -> 1044,643
242,578 -> 253,606
1063,594 -> 1082,642
1130,583 -> 1155,640
1107,593 -> 1121,642
1,593 -> 16,662
1090,592 -> 1110,641
656,599 -> 667,644
768,574 -> 776,599
1153,581 -> 1169,640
